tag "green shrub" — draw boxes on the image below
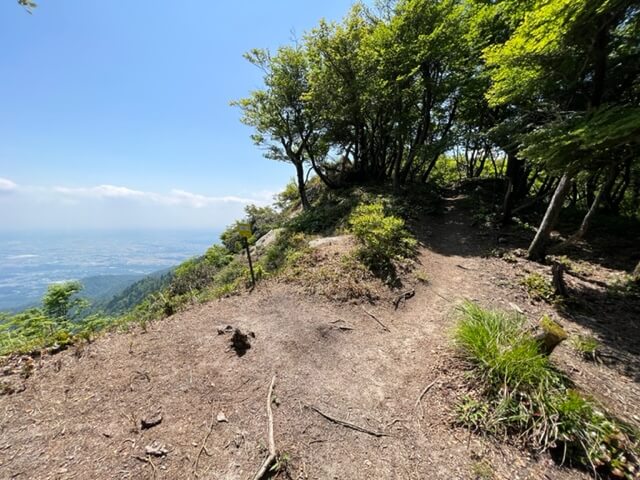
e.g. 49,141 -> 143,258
170,259 -> 217,296
454,301 -> 640,477
0,299 -> 110,356
608,273 -> 640,297
274,179 -> 300,211
43,281 -> 87,321
257,231 -> 308,273
348,201 -> 416,267
288,193 -> 358,234
203,244 -> 234,268
170,244 -> 234,297
430,155 -> 462,187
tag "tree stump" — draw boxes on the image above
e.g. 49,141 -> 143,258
535,315 -> 568,355
551,261 -> 568,297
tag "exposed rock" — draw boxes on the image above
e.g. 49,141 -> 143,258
308,235 -> 353,249
251,228 -> 285,256
140,413 -> 162,430
144,442 -> 168,457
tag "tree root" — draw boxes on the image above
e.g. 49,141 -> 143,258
393,289 -> 415,310
253,374 -> 277,480
308,405 -> 387,437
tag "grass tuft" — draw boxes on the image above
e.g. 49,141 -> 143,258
454,301 -> 640,477
569,335 -> 600,361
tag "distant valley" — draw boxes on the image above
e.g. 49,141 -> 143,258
0,229 -> 218,312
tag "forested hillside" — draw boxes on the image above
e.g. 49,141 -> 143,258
235,0 -> 639,265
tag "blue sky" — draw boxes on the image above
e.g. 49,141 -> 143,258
0,0 -> 356,230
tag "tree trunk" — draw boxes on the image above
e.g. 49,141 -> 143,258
295,161 -> 310,210
560,178 -> 606,246
501,151 -> 526,224
527,172 -> 572,261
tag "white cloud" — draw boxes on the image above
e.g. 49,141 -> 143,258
0,181 -> 279,229
52,184 -> 264,208
0,177 -> 17,193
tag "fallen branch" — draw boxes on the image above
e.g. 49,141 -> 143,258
361,307 -> 390,332
192,411 -> 216,478
253,374 -> 277,480
309,405 -> 387,437
429,288 -> 452,303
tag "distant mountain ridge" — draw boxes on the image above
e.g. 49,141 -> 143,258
2,270 -> 173,316
79,274 -> 146,302
91,268 -> 174,316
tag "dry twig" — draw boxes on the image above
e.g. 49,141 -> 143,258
253,374 -> 277,480
309,405 -> 387,437
415,379 -> 438,409
192,411 -> 215,478
361,307 -> 390,332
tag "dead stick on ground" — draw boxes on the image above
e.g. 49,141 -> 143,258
309,405 -> 387,437
361,307 -> 390,332
415,379 -> 438,409
192,411 -> 215,478
253,374 -> 277,480
415,379 -> 438,419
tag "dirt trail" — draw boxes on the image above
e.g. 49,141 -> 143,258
0,198 -> 611,479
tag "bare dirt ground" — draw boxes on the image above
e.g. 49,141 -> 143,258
1,197 -> 637,480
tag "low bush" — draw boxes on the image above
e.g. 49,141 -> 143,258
0,281 -> 119,355
288,192 -> 358,234
348,201 -> 416,278
169,245 -> 234,296
256,231 -> 308,273
454,301 -> 639,477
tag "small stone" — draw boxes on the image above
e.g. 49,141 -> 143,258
217,412 -> 228,423
145,442 -> 168,457
140,413 -> 162,430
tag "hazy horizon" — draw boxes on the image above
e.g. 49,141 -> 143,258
0,228 -> 221,310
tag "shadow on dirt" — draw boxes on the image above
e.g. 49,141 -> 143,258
413,194 -> 640,383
